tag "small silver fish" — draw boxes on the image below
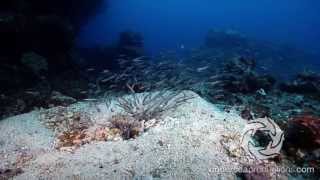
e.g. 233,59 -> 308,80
25,91 -> 40,96
83,98 -> 98,101
101,75 -> 116,83
132,56 -> 144,62
86,68 -> 95,72
109,84 -> 117,89
101,69 -> 110,74
207,81 -> 222,86
260,66 -> 268,70
143,69 -> 151,75
118,59 -> 128,65
88,83 -> 97,88
209,75 -> 220,79
197,66 -> 209,72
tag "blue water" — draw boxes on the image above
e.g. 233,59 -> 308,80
77,0 -> 320,55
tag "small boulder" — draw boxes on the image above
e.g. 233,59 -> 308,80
47,91 -> 77,107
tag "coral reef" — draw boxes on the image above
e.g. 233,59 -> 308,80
48,91 -> 77,107
40,106 -> 105,150
282,115 -> 320,177
116,90 -> 194,122
40,106 -> 93,133
111,89 -> 194,140
285,115 -> 320,151
110,114 -> 143,140
0,87 -> 313,179
2,26 -> 319,121
39,88 -> 193,152
21,52 -> 48,78
0,91 -> 77,119
187,29 -> 319,81
280,71 -> 320,99
55,126 -> 122,151
53,114 -> 153,151
0,0 -> 104,118
2,0 -> 320,177
220,57 -> 276,94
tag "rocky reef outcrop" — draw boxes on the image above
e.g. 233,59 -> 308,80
0,0 -> 105,118
188,29 -> 319,80
220,57 -> 276,94
280,71 -> 320,99
283,115 -> 320,174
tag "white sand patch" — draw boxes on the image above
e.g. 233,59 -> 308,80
0,91 -> 287,179
0,111 -> 54,170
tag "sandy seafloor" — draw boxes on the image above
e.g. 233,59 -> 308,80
0,91 -> 293,180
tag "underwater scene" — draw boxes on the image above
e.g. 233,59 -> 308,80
1,0 -> 320,179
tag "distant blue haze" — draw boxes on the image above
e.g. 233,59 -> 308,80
77,0 -> 320,55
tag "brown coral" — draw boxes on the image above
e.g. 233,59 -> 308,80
57,130 -> 87,148
40,107 -> 93,133
55,125 -> 124,150
285,114 -> 320,150
110,114 -> 143,140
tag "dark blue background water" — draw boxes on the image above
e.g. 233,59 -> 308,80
77,0 -> 320,55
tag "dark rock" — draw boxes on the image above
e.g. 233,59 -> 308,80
252,104 -> 271,118
283,114 -> 320,177
47,91 -> 77,107
284,115 -> 320,151
221,57 -> 276,94
0,63 -> 38,93
0,0 -> 103,97
0,168 -> 23,180
50,69 -> 88,99
280,71 -> 320,96
20,52 -> 48,77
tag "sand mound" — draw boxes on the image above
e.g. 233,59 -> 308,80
0,91 -> 288,179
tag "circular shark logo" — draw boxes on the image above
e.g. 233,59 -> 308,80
241,117 -> 284,160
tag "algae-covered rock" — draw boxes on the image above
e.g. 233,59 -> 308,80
47,91 -> 77,107
280,71 -> 320,98
21,52 -> 48,77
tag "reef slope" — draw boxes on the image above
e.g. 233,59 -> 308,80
0,91 -> 287,179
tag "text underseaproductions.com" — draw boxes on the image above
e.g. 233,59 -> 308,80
210,166 -> 315,174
